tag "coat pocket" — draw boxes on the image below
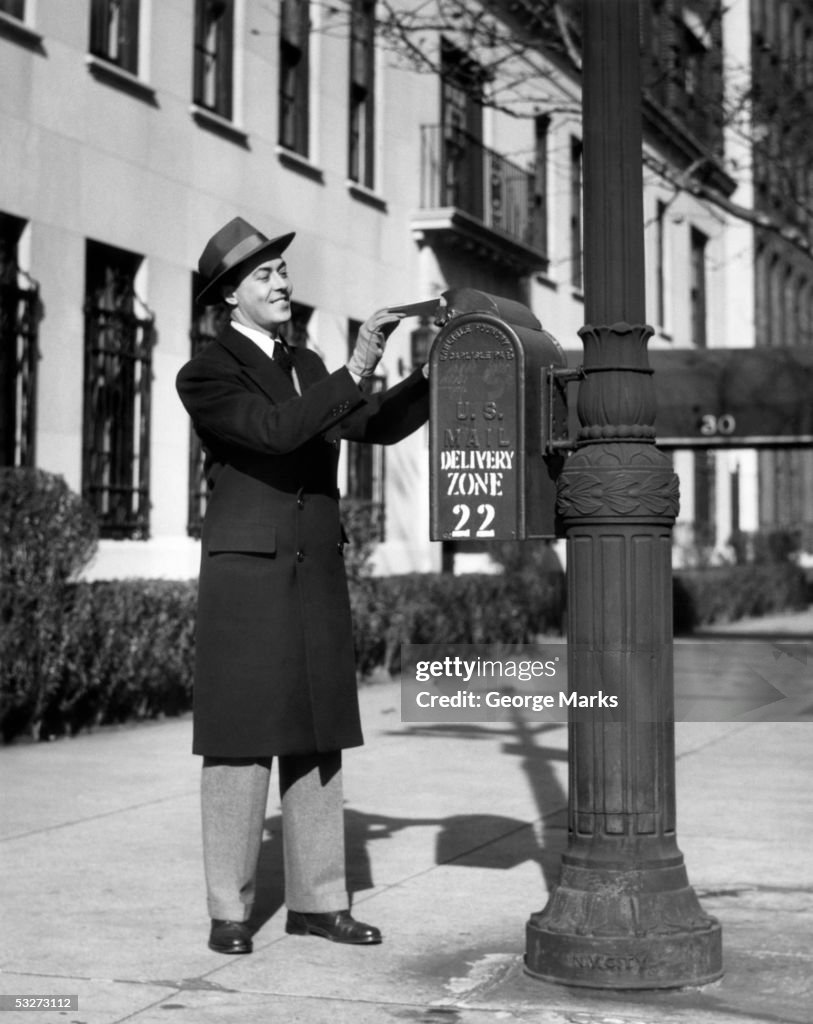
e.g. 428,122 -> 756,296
206,523 -> 277,555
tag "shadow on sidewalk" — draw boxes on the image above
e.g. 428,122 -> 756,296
248,713 -> 568,934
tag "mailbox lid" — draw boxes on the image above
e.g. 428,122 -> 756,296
441,288 -> 542,331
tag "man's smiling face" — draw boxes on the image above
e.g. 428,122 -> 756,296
224,255 -> 293,336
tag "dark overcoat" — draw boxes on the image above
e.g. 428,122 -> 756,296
176,326 -> 428,757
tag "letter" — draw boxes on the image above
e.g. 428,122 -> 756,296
463,660 -> 477,683
465,430 -> 482,450
415,661 -> 429,683
483,401 -> 498,421
416,691 -> 430,707
446,472 -> 460,496
560,691 -> 578,707
456,401 -> 470,421
443,427 -> 463,447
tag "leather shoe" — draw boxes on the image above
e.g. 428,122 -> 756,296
285,909 -> 382,945
208,919 -> 253,954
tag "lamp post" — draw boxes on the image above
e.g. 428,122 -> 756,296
524,0 -> 722,988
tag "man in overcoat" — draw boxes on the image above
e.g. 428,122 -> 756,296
176,217 -> 429,954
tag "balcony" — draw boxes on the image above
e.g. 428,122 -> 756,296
411,125 -> 548,276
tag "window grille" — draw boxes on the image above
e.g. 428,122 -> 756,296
89,0 -> 140,73
345,319 -> 385,538
82,245 -> 153,539
345,372 -> 386,541
348,0 -> 375,187
279,0 -> 310,155
0,219 -> 38,468
193,0 -> 234,118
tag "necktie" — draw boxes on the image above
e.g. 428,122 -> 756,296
274,340 -> 293,377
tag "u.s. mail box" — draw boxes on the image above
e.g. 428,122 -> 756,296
428,289 -> 568,541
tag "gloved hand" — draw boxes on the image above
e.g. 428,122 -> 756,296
346,309 -> 404,379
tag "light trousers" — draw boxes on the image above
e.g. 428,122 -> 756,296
201,750 -> 347,922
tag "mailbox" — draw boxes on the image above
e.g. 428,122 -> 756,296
428,289 -> 568,541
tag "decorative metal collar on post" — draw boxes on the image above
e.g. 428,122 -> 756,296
524,0 -> 723,988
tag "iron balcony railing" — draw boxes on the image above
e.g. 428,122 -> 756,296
419,124 -> 545,254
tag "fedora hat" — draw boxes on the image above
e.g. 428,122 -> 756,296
196,217 -> 295,305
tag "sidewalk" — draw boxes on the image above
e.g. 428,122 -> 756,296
1,663 -> 812,1023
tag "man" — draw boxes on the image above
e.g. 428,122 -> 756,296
176,217 -> 429,954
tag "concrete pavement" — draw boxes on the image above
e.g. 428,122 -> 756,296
1,617 -> 812,1024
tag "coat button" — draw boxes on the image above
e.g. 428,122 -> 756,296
297,496 -> 305,508
296,550 -> 305,562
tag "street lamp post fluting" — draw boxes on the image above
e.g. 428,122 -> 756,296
524,0 -> 723,988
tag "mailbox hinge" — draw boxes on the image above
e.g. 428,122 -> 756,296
543,365 -> 584,453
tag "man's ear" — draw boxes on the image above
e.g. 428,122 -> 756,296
221,282 -> 238,306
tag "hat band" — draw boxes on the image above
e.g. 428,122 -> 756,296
210,231 -> 270,281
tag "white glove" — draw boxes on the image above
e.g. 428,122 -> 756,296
346,309 -> 404,379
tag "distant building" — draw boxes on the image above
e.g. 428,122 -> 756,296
1,0 -> 809,580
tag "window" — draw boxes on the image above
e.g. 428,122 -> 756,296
532,114 -> 549,259
440,40 -> 484,214
193,0 -> 234,118
89,0 -> 140,74
279,0 -> 310,155
82,241 -> 153,539
570,137 -> 583,291
345,319 -> 385,538
689,226 -> 707,348
348,0 -> 375,188
0,213 -> 38,468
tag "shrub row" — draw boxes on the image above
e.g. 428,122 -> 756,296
1,469 -> 807,742
673,562 -> 808,633
2,560 -> 807,743
1,580 -> 197,743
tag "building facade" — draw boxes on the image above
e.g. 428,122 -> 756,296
1,0 -> 806,580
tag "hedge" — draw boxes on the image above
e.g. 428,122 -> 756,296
1,561 -> 807,743
672,562 -> 807,633
1,468 -> 807,742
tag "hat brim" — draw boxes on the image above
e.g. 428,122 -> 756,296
196,231 -> 296,306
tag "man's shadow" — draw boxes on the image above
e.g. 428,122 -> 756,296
248,715 -> 568,933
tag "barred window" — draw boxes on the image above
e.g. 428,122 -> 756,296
279,0 -> 310,155
348,0 -> 375,188
193,0 -> 234,118
0,213 -> 38,468
82,241 -> 153,539
345,319 -> 385,539
89,0 -> 140,74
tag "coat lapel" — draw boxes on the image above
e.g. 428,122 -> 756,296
218,325 -> 297,402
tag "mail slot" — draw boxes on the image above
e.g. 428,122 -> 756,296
429,289 -> 568,541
